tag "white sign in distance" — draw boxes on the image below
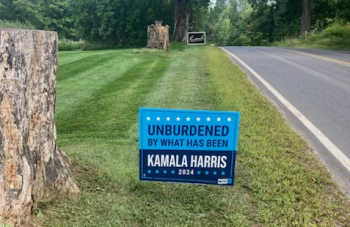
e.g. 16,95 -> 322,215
187,32 -> 206,45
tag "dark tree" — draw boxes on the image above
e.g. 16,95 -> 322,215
172,0 -> 209,42
336,0 -> 350,21
173,0 -> 191,41
301,0 -> 311,34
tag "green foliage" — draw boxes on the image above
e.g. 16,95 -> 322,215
1,224 -> 14,227
209,0 -> 350,46
58,39 -> 84,51
0,19 -> 36,29
252,0 -> 349,42
312,0 -> 336,30
273,23 -> 350,49
336,0 -> 350,21
0,0 -> 77,40
71,0 -> 210,47
70,0 -> 175,47
81,42 -> 122,51
1,0 -> 349,47
208,0 -> 263,46
324,22 -> 350,38
189,3 -> 210,31
216,16 -> 232,45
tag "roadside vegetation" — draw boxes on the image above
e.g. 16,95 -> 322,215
36,44 -> 350,226
273,23 -> 350,50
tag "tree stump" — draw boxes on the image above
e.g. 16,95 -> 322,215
0,28 -> 79,226
147,22 -> 170,52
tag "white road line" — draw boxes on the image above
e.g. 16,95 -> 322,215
221,47 -> 350,173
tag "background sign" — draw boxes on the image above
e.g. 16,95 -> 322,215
187,32 -> 206,45
139,108 -> 240,186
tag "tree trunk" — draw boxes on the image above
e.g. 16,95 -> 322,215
0,28 -> 79,226
301,0 -> 311,35
172,0 -> 191,42
147,23 -> 170,52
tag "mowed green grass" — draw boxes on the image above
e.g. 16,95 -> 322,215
41,44 -> 350,226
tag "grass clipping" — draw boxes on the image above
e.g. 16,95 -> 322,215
41,45 -> 350,227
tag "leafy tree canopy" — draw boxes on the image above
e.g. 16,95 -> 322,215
208,0 -> 350,46
0,0 -> 76,39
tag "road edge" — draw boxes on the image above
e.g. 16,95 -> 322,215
220,47 -> 350,196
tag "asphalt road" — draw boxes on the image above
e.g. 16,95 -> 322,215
222,46 -> 350,195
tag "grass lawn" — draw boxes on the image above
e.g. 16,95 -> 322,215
40,44 -> 350,226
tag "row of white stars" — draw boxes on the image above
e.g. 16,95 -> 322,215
146,116 -> 232,122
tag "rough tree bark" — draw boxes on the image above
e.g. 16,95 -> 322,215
0,29 -> 79,226
301,0 -> 311,35
172,0 -> 191,42
147,21 -> 170,52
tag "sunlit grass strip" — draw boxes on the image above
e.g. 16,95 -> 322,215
273,23 -> 350,50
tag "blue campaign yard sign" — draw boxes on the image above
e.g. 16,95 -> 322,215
139,108 -> 240,186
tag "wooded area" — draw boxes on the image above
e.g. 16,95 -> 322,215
0,0 -> 349,47
208,0 -> 350,45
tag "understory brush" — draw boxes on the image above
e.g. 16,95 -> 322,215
58,39 -> 84,51
0,19 -> 36,29
273,23 -> 350,50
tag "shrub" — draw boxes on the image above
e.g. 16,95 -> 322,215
58,39 -> 84,51
81,42 -> 122,51
323,22 -> 350,38
313,23 -> 350,49
274,23 -> 350,50
0,19 -> 36,29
